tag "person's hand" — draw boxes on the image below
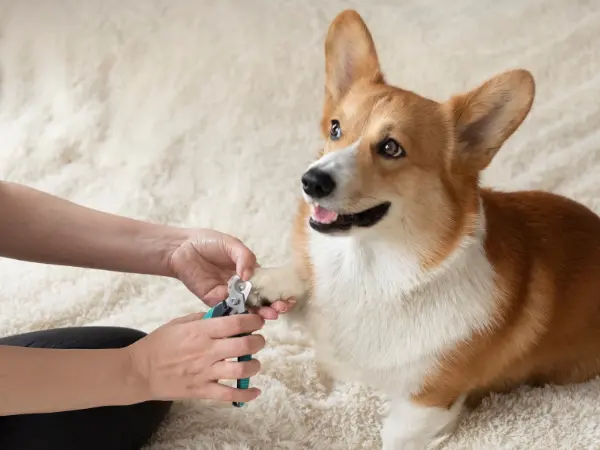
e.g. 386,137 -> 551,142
167,228 -> 294,320
127,312 -> 266,403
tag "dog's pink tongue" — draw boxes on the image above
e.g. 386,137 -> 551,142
313,205 -> 339,224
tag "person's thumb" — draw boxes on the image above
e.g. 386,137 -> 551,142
224,237 -> 257,281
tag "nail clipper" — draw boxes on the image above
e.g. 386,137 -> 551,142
201,275 -> 253,407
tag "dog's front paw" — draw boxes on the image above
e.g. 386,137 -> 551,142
247,265 -> 306,308
381,436 -> 448,450
381,433 -> 431,450
380,396 -> 462,450
314,360 -> 336,394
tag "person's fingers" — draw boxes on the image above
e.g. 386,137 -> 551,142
222,237 -> 257,281
211,334 -> 266,360
255,306 -> 279,320
202,285 -> 228,304
248,299 -> 297,320
202,314 -> 265,339
271,300 -> 296,313
170,312 -> 205,324
194,382 -> 261,403
208,358 -> 261,380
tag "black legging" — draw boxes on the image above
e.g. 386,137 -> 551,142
0,326 -> 173,450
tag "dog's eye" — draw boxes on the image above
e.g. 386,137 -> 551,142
378,138 -> 405,159
330,120 -> 342,140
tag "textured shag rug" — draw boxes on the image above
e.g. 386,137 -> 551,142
1,0 -> 600,448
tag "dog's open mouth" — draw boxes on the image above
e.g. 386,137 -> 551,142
309,202 -> 391,233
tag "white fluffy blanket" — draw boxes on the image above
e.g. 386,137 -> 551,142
1,1 -> 600,449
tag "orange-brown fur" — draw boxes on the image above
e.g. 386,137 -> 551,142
416,190 -> 600,410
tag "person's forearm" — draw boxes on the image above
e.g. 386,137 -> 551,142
0,181 -> 188,276
0,345 -> 147,415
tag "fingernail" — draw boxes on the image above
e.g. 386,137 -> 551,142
242,270 -> 251,281
284,300 -> 296,311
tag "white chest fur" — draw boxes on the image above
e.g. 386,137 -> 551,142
305,224 -> 498,397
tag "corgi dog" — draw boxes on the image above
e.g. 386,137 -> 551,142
248,9 -> 600,449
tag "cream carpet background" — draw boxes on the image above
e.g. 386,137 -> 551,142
1,0 -> 600,449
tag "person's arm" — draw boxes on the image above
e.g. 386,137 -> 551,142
0,314 -> 265,415
0,181 -> 187,276
0,345 -> 145,415
0,180 -> 291,319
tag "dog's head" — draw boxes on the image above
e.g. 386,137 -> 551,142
303,10 -> 534,253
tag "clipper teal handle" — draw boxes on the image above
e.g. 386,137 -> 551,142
202,302 -> 225,320
233,353 -> 252,407
201,304 -> 252,407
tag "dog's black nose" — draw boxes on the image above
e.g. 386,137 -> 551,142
301,168 -> 336,198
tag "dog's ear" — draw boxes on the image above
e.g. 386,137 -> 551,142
323,10 -> 383,110
446,69 -> 535,173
